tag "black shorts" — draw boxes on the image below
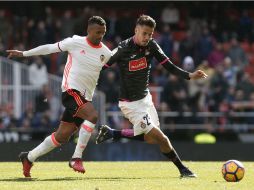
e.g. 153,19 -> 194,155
61,89 -> 88,123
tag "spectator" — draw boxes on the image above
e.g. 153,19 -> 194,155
223,57 -> 238,86
182,56 -> 194,72
208,65 -> 229,111
207,42 -> 225,68
28,56 -> 48,88
196,27 -> 214,65
158,24 -> 173,58
161,3 -> 180,30
227,37 -> 249,69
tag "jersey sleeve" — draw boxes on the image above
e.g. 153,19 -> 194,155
23,43 -> 61,56
151,40 -> 190,80
57,37 -> 74,52
151,39 -> 169,63
102,46 -> 122,70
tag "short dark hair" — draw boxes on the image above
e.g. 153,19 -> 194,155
136,15 -> 156,28
88,16 -> 106,26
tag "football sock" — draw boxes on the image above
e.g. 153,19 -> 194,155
162,149 -> 186,171
72,120 -> 95,158
27,133 -> 60,162
112,129 -> 144,141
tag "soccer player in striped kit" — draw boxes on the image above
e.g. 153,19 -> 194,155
94,15 -> 208,178
7,16 -> 112,177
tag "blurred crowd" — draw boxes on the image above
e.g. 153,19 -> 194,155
1,2 -> 254,130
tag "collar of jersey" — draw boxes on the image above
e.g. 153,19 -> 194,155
86,37 -> 102,48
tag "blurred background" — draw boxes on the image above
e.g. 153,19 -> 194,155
0,1 -> 254,161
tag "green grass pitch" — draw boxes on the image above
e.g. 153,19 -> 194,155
0,162 -> 253,190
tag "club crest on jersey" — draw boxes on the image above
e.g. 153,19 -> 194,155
129,57 -> 147,71
145,49 -> 150,55
140,121 -> 147,129
100,55 -> 105,62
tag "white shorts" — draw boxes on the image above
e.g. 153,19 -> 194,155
119,92 -> 160,136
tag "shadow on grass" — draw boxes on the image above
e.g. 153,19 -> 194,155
0,176 -> 178,182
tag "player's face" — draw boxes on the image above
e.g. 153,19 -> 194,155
134,25 -> 154,46
87,24 -> 106,45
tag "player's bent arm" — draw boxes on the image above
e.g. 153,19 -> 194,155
161,59 -> 190,80
23,43 -> 61,57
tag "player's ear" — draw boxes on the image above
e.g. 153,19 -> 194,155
87,25 -> 92,34
134,26 -> 138,34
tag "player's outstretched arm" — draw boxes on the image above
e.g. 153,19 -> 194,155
6,43 -> 61,59
189,70 -> 208,80
6,50 -> 24,59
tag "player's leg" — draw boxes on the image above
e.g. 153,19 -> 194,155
70,102 -> 97,173
144,103 -> 196,178
96,98 -> 147,144
19,118 -> 77,177
144,127 -> 196,178
60,89 -> 98,173
96,124 -> 145,144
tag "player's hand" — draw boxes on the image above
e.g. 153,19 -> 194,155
6,50 -> 24,59
189,70 -> 208,80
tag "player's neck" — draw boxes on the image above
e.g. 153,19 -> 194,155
133,36 -> 140,46
86,37 -> 99,46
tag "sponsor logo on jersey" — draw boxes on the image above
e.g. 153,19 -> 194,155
100,55 -> 105,62
129,57 -> 147,71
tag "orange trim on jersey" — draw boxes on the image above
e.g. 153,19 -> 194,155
63,54 -> 73,90
51,132 -> 61,146
86,37 -> 102,48
73,103 -> 86,117
82,124 -> 94,133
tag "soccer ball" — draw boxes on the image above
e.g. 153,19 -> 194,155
222,160 -> 245,182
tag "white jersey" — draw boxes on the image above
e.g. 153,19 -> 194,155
59,35 -> 112,100
23,35 -> 112,101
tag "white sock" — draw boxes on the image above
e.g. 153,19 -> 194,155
72,120 -> 95,159
28,133 -> 60,162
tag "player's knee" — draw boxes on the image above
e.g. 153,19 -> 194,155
87,111 -> 98,124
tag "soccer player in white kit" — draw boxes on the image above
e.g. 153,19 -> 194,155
7,16 -> 111,177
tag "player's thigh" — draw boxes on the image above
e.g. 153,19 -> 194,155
119,104 -> 154,136
62,89 -> 97,122
148,104 -> 160,129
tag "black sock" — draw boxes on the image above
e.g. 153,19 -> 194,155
163,149 -> 186,171
112,130 -> 122,139
112,129 -> 144,141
